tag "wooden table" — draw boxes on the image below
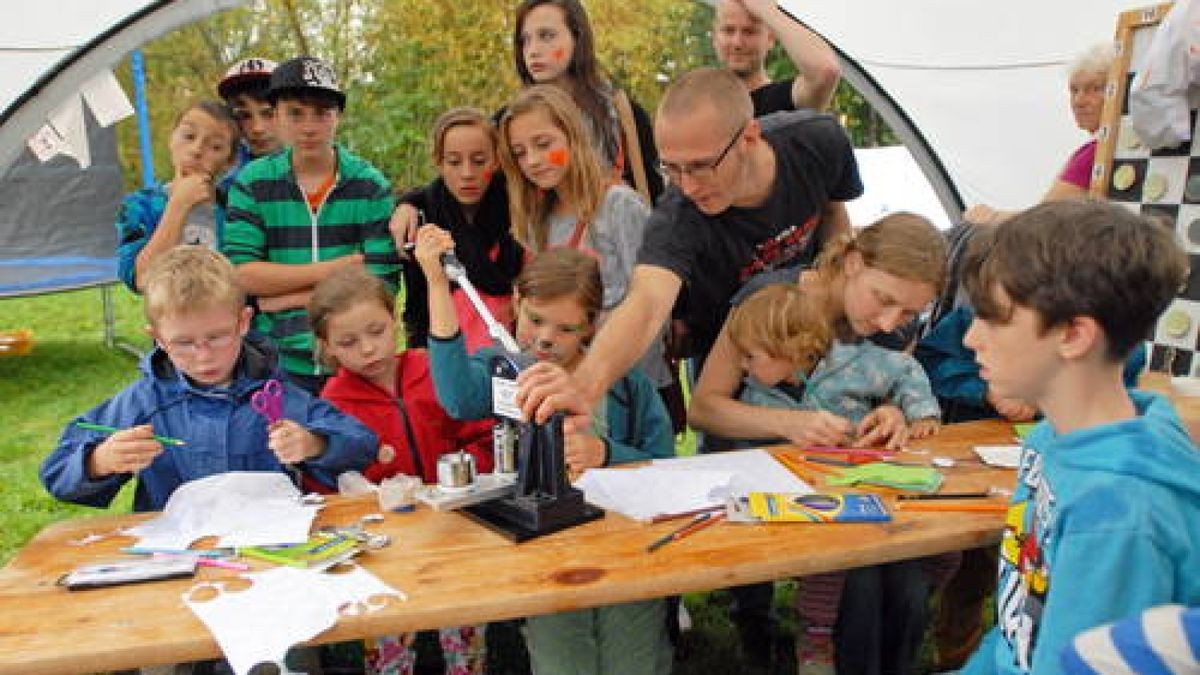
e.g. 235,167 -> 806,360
0,420 -> 1017,675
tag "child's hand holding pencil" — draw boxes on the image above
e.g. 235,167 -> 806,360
83,424 -> 166,478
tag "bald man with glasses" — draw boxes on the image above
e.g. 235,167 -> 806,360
519,67 -> 861,425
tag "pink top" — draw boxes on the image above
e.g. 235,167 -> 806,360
1058,138 -> 1097,189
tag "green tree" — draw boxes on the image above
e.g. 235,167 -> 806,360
115,0 -> 712,192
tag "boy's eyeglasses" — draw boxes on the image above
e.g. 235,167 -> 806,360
162,330 -> 237,355
658,122 -> 746,183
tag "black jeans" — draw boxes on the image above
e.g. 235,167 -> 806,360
834,560 -> 931,675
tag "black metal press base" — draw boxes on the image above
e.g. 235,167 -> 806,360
464,493 -> 604,543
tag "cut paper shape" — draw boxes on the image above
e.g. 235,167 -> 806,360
27,124 -> 66,162
48,94 -> 89,168
79,71 -> 134,127
184,564 -> 404,675
24,69 -> 134,168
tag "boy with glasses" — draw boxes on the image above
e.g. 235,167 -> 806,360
41,246 -> 376,512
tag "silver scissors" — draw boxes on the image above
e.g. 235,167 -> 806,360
251,379 -> 284,425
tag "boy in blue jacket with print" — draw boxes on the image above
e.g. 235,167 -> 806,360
416,230 -> 674,675
959,201 -> 1200,675
42,246 -> 376,511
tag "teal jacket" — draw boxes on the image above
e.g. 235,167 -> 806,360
742,339 -> 940,424
427,333 -> 674,465
221,144 -> 399,376
964,390 -> 1200,675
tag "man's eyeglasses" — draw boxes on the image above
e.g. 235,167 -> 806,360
658,122 -> 746,183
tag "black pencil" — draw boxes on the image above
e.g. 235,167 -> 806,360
897,491 -> 992,501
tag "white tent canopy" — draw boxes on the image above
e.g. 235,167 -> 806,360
788,0 -> 1154,214
0,1 -> 243,173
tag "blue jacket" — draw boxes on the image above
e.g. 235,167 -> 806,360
916,306 -> 1146,422
963,390 -> 1200,675
114,183 -> 228,292
741,339 -> 940,424
41,334 -> 376,511
427,333 -> 674,465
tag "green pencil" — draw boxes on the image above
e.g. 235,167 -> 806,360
74,421 -> 186,446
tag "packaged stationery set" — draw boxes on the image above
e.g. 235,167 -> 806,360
738,492 -> 892,523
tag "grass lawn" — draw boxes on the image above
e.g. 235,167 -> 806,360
0,285 -> 148,562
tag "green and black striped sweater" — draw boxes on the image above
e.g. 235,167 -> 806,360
223,145 -> 400,376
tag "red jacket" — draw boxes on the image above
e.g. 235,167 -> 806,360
318,350 -> 493,488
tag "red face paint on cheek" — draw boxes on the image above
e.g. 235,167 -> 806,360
482,168 -> 494,183
552,48 -> 567,62
548,148 -> 569,167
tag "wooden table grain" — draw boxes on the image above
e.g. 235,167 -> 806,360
0,420 -> 1019,675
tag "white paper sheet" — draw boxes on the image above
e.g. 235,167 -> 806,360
577,449 -> 812,521
185,565 -> 404,675
652,449 -> 814,495
577,467 -> 735,521
974,445 -> 1023,469
124,472 -> 320,549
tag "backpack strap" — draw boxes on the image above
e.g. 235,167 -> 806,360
614,89 -> 652,204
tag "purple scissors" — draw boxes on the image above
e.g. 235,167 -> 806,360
252,379 -> 285,425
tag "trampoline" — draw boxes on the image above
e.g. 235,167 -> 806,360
0,256 -> 140,357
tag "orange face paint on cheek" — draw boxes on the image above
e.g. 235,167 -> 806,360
552,48 -> 567,62
548,148 -> 569,167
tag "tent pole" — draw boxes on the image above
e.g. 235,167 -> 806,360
131,50 -> 154,188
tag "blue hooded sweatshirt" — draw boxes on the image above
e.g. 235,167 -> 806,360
41,333 -> 376,511
964,389 -> 1200,675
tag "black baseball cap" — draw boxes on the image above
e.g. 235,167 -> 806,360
267,56 -> 346,110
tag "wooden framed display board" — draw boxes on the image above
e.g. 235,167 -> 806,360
1092,2 -> 1200,376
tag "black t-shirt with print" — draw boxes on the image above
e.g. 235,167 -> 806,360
751,78 -> 797,117
638,110 -> 863,362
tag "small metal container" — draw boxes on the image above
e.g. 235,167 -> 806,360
493,422 -> 518,474
437,451 -> 477,489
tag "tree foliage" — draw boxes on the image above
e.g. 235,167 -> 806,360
116,0 -> 892,190
116,0 -> 710,191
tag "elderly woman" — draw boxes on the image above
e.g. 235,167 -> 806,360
964,43 -> 1113,225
